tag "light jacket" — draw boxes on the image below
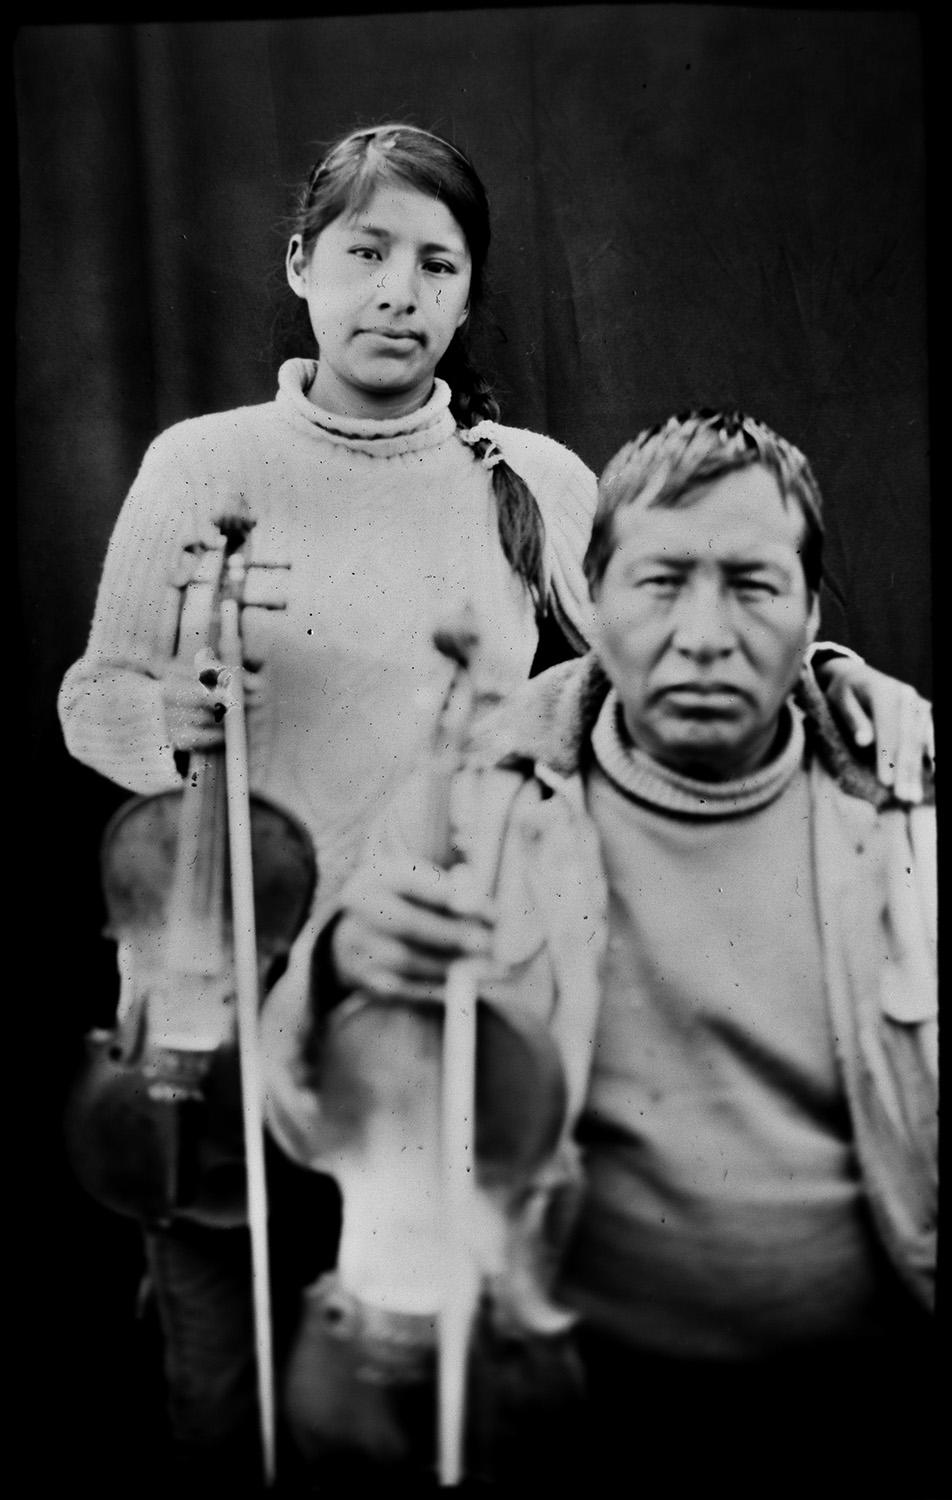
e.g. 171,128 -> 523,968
265,654 -> 937,1312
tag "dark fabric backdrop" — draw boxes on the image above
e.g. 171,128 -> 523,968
15,8 -> 932,1486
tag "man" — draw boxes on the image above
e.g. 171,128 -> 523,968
269,411 -> 938,1496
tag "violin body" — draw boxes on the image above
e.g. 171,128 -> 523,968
276,614 -> 589,1483
65,779 -> 316,1228
313,995 -> 567,1191
65,522 -> 304,1482
284,990 -> 574,1476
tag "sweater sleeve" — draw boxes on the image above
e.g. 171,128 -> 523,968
58,422 -> 236,792
260,775 -> 430,1168
482,425 -> 599,649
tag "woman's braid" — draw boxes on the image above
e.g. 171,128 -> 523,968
441,340 -> 547,615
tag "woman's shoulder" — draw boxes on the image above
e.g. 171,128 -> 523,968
480,422 -> 598,646
486,422 -> 596,493
484,424 -> 598,559
129,401 -> 289,505
145,399 -> 278,464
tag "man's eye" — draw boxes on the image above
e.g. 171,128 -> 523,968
734,578 -> 778,598
641,575 -> 681,592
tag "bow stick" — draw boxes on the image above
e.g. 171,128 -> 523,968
439,955 -> 481,1488
429,612 -> 495,1489
211,538 -> 277,1488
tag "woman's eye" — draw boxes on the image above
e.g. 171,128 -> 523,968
350,246 -> 381,262
641,575 -> 681,593
423,259 -> 456,275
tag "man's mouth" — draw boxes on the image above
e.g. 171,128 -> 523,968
659,684 -> 746,710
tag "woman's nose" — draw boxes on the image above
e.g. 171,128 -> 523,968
375,260 -> 418,312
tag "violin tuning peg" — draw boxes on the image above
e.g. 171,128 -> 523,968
433,603 -> 480,668
215,506 -> 257,554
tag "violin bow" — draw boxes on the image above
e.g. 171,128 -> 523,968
430,612 -> 492,1489
213,532 -> 277,1488
439,954 -> 481,1488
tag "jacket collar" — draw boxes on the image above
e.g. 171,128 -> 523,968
475,651 -> 906,809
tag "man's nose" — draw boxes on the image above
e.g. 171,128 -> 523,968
671,579 -> 735,659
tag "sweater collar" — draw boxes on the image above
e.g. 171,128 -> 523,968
591,689 -> 805,816
275,358 -> 457,456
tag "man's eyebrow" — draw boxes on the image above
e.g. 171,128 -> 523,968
625,550 -> 691,566
723,554 -> 796,575
623,549 -> 794,574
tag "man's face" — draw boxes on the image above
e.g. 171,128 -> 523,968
593,465 -> 819,781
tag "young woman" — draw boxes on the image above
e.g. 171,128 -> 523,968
58,122 -> 932,1491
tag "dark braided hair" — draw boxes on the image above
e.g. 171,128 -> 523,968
289,123 -> 547,614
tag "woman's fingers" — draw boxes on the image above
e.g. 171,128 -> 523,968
821,658 -> 933,803
162,660 -> 226,750
834,683 -> 875,750
164,649 -> 267,750
892,688 -> 934,804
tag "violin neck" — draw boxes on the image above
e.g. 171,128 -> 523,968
420,663 -> 478,867
419,757 -> 458,868
165,749 -> 230,958
164,539 -> 234,954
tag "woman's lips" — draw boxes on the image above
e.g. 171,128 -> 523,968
361,328 -> 423,346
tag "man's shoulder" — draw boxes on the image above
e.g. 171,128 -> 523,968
470,655 -> 611,776
808,751 -> 936,858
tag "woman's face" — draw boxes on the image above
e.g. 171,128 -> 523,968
286,183 -> 472,419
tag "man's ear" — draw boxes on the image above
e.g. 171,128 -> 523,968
286,236 -> 308,297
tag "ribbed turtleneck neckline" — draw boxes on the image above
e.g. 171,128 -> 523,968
275,358 -> 457,457
591,689 -> 805,817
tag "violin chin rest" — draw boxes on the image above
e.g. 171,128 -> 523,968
312,996 -> 568,1188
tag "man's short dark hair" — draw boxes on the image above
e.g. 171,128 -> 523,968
584,410 -> 825,596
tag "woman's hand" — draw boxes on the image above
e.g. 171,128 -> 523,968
331,857 -> 495,1005
162,651 -> 268,753
818,654 -> 934,802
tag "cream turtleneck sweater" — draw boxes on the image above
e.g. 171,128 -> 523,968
560,690 -> 898,1357
59,359 -> 596,909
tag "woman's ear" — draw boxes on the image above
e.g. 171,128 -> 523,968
805,592 -> 821,649
286,236 -> 308,297
456,304 -> 470,329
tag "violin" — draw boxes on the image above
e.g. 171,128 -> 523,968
65,518 -> 317,1230
282,611 -> 577,1489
